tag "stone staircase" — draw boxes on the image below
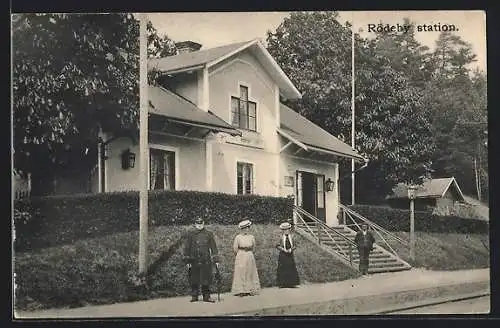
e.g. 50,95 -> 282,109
294,206 -> 411,274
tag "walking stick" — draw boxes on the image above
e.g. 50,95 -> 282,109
215,265 -> 222,302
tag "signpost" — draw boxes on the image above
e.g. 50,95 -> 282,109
407,185 -> 418,261
138,13 -> 149,275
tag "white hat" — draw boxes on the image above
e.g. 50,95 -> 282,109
238,219 -> 252,229
280,222 -> 292,230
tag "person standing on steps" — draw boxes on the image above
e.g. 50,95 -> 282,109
276,222 -> 300,288
231,219 -> 261,297
183,217 -> 220,302
354,223 -> 375,276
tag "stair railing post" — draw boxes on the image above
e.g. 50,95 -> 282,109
317,222 -> 321,245
349,243 -> 352,265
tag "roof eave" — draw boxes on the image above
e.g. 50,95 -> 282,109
306,144 -> 366,162
446,177 -> 466,201
149,63 -> 206,75
150,114 -> 241,137
205,39 -> 302,100
206,39 -> 256,69
254,41 -> 302,100
277,128 -> 365,161
277,128 -> 309,151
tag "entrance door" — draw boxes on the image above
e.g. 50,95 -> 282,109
296,171 -> 326,222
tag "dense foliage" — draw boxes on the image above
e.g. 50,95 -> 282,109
348,204 -> 489,234
15,224 -> 358,310
267,12 -> 487,203
12,14 -> 177,195
14,190 -> 294,251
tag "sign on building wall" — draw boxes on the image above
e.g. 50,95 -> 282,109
284,176 -> 295,187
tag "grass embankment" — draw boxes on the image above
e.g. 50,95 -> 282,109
386,232 -> 490,270
14,224 -> 359,311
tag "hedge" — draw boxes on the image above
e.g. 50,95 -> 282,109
348,204 -> 489,234
14,190 -> 294,251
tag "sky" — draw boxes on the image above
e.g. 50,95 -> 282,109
147,11 -> 486,72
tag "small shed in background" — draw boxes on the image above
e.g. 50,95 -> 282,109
386,177 -> 466,215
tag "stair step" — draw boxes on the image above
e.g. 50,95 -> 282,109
296,224 -> 411,273
352,258 -> 400,264
355,261 -> 406,269
368,266 -> 411,274
319,239 -> 354,246
351,253 -> 391,259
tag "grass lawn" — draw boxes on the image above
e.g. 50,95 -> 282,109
385,231 -> 490,270
14,224 -> 359,311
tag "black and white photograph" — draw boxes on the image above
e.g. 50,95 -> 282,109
11,11 -> 489,318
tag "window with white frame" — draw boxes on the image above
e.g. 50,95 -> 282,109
150,148 -> 175,190
231,85 -> 257,131
237,162 -> 253,195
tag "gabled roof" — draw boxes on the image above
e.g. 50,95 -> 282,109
148,39 -> 302,100
387,177 -> 466,201
148,41 -> 250,73
279,103 -> 365,161
148,85 -> 241,136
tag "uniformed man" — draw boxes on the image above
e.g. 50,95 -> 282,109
354,223 -> 375,276
183,217 -> 220,302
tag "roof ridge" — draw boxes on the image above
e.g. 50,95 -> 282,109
161,39 -> 253,60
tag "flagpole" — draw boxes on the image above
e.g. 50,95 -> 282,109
351,18 -> 356,206
138,13 -> 149,275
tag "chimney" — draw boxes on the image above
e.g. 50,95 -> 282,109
175,41 -> 202,54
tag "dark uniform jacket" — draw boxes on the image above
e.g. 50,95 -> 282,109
354,230 -> 375,250
183,228 -> 219,285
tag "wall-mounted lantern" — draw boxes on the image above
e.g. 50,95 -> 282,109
121,149 -> 136,170
325,178 -> 335,192
407,185 -> 418,200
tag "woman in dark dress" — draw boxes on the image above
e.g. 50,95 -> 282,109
276,222 -> 300,288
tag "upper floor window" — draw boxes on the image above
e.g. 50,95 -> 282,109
231,85 -> 257,131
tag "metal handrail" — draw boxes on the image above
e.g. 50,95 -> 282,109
296,212 -> 349,259
295,206 -> 357,247
339,205 -> 407,260
294,206 -> 355,264
340,204 -> 409,247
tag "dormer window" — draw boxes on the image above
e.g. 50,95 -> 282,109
231,85 -> 257,132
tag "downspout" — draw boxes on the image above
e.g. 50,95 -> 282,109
97,131 -> 134,193
338,158 -> 369,182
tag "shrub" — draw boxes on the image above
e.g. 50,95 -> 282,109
14,191 -> 294,251
348,204 -> 489,234
14,224 -> 359,311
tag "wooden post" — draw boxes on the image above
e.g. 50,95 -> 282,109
350,20 -> 356,206
409,197 -> 415,261
138,14 -> 149,275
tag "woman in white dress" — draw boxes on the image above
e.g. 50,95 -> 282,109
231,219 -> 261,297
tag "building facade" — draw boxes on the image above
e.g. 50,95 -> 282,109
97,39 -> 365,227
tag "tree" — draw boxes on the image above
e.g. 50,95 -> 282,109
147,20 -> 177,85
371,18 -> 435,89
423,31 -> 486,200
267,12 -> 435,203
147,20 -> 177,58
12,13 -> 140,194
12,14 -> 177,195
